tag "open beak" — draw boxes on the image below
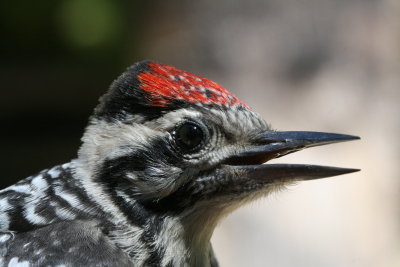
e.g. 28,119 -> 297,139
224,131 -> 360,182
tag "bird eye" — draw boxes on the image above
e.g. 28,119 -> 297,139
173,121 -> 207,153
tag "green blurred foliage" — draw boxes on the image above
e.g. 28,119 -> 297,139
58,0 -> 123,50
0,0 -> 145,63
0,0 -> 147,186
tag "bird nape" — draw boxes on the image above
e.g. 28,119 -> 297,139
0,61 -> 359,267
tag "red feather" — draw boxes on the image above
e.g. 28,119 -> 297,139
138,62 -> 248,108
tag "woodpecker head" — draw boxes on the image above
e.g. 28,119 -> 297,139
78,60 -> 359,241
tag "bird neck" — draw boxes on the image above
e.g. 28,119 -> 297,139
153,215 -> 215,267
179,204 -> 225,267
106,214 -> 215,267
74,159 -> 220,266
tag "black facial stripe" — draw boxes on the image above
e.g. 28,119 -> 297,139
138,168 -> 217,215
97,136 -> 183,223
99,137 -> 182,181
142,217 -> 166,266
98,160 -> 153,228
110,185 -> 150,227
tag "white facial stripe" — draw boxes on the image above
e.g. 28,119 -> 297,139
78,119 -> 160,174
143,109 -> 203,130
209,108 -> 269,137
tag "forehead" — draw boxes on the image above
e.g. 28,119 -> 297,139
138,62 -> 248,108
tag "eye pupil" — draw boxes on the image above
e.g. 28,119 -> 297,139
175,122 -> 204,152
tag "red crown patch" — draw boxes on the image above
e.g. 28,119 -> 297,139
137,62 -> 248,108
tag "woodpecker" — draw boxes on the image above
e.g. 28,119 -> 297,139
0,61 -> 359,266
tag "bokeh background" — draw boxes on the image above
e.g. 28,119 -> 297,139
1,0 -> 399,266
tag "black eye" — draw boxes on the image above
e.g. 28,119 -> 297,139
174,121 -> 206,153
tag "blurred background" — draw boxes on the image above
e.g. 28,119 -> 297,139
0,0 -> 399,266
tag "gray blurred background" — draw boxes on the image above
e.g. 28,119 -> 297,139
0,0 -> 398,266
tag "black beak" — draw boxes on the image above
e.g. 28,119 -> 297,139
224,131 -> 360,182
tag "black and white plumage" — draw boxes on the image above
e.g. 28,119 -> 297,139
0,61 -> 359,266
